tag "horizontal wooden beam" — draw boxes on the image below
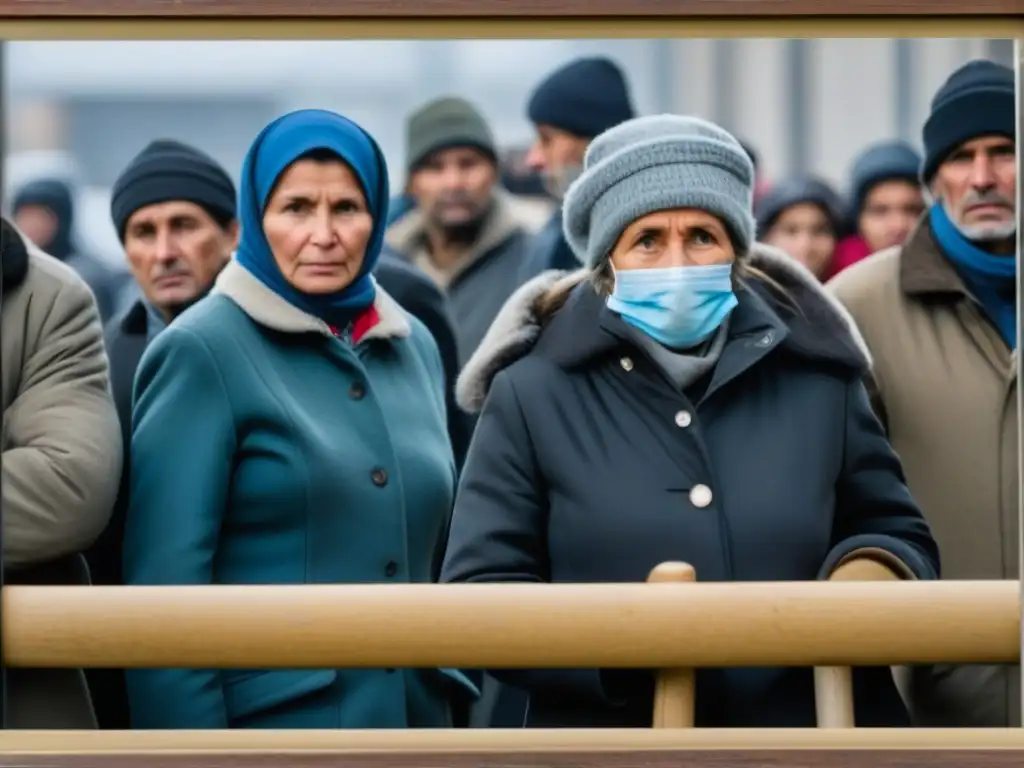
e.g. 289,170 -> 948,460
3,728 -> 1024,768
5,726 -> 1024,751
3,580 -> 1018,668
0,17 -> 1021,38
0,0 -> 1020,17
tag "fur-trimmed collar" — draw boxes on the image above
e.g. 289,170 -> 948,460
1,218 -> 30,296
213,259 -> 411,341
457,242 -> 871,413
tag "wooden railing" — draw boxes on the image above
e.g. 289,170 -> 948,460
0,563 -> 1020,764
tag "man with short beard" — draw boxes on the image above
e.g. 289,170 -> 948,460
519,56 -> 636,280
385,97 -> 533,366
87,138 -> 239,730
829,59 -> 1018,727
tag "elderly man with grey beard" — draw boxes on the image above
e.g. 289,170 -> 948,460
828,59 -> 1017,728
517,56 -> 637,280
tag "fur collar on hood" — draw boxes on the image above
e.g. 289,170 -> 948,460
456,242 -> 871,413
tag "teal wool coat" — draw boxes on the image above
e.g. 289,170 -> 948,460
123,260 -> 477,729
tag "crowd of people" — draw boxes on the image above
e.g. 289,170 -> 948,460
0,53 -> 1017,731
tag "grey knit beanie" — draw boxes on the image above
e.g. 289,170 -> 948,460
562,114 -> 756,269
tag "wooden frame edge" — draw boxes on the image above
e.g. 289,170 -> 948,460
0,0 -> 1021,17
3,728 -> 1024,752
0,17 -> 1022,38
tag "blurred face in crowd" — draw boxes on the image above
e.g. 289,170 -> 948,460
762,202 -> 836,279
124,200 -> 237,320
408,146 -> 497,232
262,157 -> 374,295
858,179 -> 925,252
526,124 -> 589,201
14,204 -> 59,251
931,135 -> 1016,252
610,208 -> 736,273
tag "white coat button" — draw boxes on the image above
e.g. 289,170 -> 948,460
689,484 -> 713,508
674,410 -> 692,428
620,356 -> 634,371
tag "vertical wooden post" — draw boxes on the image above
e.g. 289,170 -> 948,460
647,562 -> 696,728
814,666 -> 855,728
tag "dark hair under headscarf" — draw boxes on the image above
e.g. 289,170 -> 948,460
234,108 -> 390,324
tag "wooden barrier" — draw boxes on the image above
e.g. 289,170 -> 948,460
0,573 -> 1020,764
3,579 -> 1018,668
3,729 -> 1024,767
647,563 -> 696,728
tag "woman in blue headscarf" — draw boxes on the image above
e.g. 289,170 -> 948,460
123,109 -> 476,729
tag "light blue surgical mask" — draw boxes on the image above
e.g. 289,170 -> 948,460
607,263 -> 738,349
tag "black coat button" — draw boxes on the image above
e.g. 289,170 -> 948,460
371,468 -> 388,487
385,560 -> 398,577
349,382 -> 366,400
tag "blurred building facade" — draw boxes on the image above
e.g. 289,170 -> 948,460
2,38 -> 1015,260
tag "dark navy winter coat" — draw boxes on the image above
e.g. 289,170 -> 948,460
441,243 -> 939,729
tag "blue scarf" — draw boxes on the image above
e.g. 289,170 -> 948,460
930,202 -> 1016,350
235,109 -> 390,327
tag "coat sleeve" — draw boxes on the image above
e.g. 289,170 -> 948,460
407,323 -> 457,585
122,325 -> 236,729
2,275 -> 121,569
405,283 -> 472,472
863,370 -> 889,433
819,378 -> 940,581
440,370 -> 633,709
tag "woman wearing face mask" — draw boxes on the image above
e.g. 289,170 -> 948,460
755,176 -> 845,281
440,115 -> 938,729
124,109 -> 478,729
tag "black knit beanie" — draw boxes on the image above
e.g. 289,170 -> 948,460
921,59 -> 1015,184
527,56 -> 636,139
111,139 -> 237,241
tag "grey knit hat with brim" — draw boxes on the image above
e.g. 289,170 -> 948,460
562,114 -> 756,269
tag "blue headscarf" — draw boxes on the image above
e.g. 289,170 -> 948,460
235,109 -> 390,323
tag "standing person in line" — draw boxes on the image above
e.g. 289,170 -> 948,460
87,139 -> 239,730
441,114 -> 938,728
827,141 -> 925,280
519,56 -> 636,279
1,217 -> 121,728
12,177 -> 133,323
123,109 -> 477,729
488,55 -> 634,728
829,59 -> 1017,727
756,176 -> 845,280
385,96 -> 534,367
